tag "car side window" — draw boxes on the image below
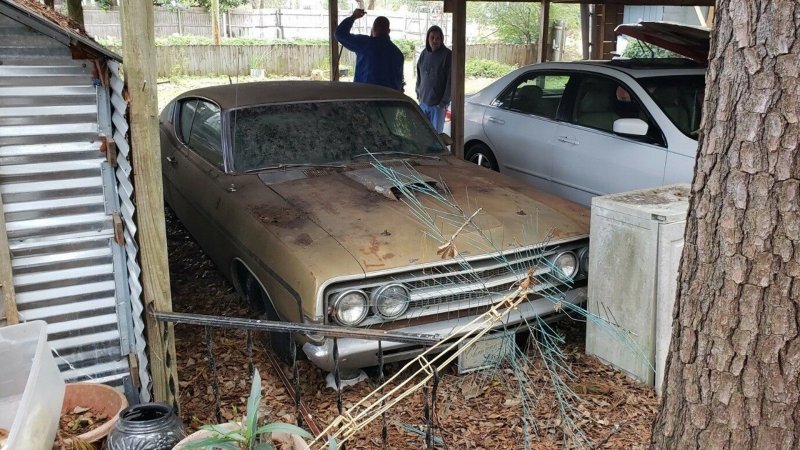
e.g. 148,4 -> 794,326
493,73 -> 569,119
186,101 -> 223,168
571,76 -> 646,132
179,99 -> 198,143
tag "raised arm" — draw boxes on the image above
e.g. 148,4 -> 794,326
335,10 -> 370,53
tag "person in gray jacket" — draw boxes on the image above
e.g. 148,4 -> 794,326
415,25 -> 451,133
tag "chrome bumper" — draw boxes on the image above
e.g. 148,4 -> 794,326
302,287 -> 587,372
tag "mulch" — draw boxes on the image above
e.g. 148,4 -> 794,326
167,208 -> 659,449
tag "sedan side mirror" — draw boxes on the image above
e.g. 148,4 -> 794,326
613,118 -> 649,137
438,133 -> 454,146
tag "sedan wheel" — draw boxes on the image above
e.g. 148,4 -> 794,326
466,144 -> 498,171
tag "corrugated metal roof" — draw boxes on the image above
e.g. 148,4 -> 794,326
0,0 -> 121,62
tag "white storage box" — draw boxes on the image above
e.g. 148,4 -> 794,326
0,321 -> 65,450
586,184 -> 689,395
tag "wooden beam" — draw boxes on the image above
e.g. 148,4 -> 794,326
477,0 -> 714,5
329,0 -> 339,81
538,0 -> 551,63
0,192 -> 17,326
119,0 -> 179,409
449,0 -> 466,159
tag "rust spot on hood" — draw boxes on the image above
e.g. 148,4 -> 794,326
249,205 -> 307,228
294,233 -> 313,246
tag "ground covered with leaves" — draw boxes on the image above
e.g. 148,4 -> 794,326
167,209 -> 659,449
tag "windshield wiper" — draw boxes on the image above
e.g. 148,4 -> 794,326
244,163 -> 346,173
351,151 -> 440,161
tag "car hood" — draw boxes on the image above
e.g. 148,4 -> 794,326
258,156 -> 589,276
615,21 -> 710,62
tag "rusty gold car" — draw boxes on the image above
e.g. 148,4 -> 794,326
159,81 -> 590,373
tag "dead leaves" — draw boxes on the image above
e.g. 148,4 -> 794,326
166,208 -> 659,449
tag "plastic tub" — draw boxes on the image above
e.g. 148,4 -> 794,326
0,321 -> 65,450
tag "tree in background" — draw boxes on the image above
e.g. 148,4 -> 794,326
468,2 -> 580,46
179,0 -> 248,13
66,0 -> 84,27
652,1 -> 799,448
621,38 -> 681,59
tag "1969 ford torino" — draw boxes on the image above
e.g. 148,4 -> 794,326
159,81 -> 590,372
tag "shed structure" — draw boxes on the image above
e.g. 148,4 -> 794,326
0,0 -> 151,402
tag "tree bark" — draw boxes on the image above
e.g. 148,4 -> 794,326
65,0 -> 84,28
652,1 -> 799,449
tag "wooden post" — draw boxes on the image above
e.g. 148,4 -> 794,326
0,193 -> 18,326
329,0 -> 339,81
445,0 -> 465,159
119,0 -> 179,408
538,0 -> 550,63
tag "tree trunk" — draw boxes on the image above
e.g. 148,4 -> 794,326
65,0 -> 84,28
652,1 -> 799,449
211,0 -> 221,45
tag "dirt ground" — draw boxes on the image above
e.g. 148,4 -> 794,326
167,208 -> 659,449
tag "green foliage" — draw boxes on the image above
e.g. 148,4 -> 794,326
182,369 -> 313,450
392,38 -> 416,60
96,0 -> 113,11
466,59 -> 515,78
622,38 -> 682,59
468,2 -> 581,46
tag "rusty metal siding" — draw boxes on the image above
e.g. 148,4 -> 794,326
0,13 -> 143,389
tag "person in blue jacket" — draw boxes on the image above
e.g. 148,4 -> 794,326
335,9 -> 404,91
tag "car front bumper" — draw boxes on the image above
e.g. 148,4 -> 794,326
302,287 -> 587,372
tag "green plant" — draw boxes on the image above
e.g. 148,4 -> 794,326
182,369 -> 313,450
392,38 -> 417,60
622,38 -> 682,59
249,55 -> 264,69
466,59 -> 516,78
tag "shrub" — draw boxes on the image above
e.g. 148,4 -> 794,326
622,38 -> 681,59
466,59 -> 515,78
392,38 -> 417,60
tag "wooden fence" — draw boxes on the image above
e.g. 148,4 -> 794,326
106,44 -> 534,78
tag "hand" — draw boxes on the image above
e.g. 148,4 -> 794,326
351,9 -> 366,20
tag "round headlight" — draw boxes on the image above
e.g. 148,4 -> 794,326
332,290 -> 368,326
553,251 -> 578,279
579,248 -> 589,274
371,284 -> 410,318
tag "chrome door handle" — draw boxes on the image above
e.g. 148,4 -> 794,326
557,136 -> 579,145
487,116 -> 505,125
225,183 -> 237,193
165,156 -> 177,165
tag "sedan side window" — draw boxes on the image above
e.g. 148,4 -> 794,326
569,76 -> 664,145
187,101 -> 223,168
493,73 -> 569,119
179,99 -> 198,143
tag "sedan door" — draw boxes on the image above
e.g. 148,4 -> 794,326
161,98 -> 231,262
550,74 -> 668,205
482,72 -> 571,193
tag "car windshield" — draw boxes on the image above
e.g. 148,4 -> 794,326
637,75 -> 705,139
230,100 -> 447,172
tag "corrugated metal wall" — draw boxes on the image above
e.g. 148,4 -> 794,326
0,13 -> 144,393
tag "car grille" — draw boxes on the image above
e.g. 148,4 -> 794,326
324,240 -> 588,327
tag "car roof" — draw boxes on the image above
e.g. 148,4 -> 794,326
516,58 -> 706,79
177,80 -> 410,110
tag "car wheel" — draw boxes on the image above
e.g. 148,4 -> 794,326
466,144 -> 499,171
244,275 -> 294,364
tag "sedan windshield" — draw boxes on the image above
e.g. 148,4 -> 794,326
637,75 -> 705,139
230,100 -> 447,172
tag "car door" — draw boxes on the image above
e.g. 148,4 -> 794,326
550,74 -> 668,205
161,98 -> 230,261
482,72 -> 571,192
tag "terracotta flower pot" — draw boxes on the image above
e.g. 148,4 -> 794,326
57,383 -> 128,448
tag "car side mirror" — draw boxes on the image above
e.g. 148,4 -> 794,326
613,118 -> 649,137
438,133 -> 454,146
